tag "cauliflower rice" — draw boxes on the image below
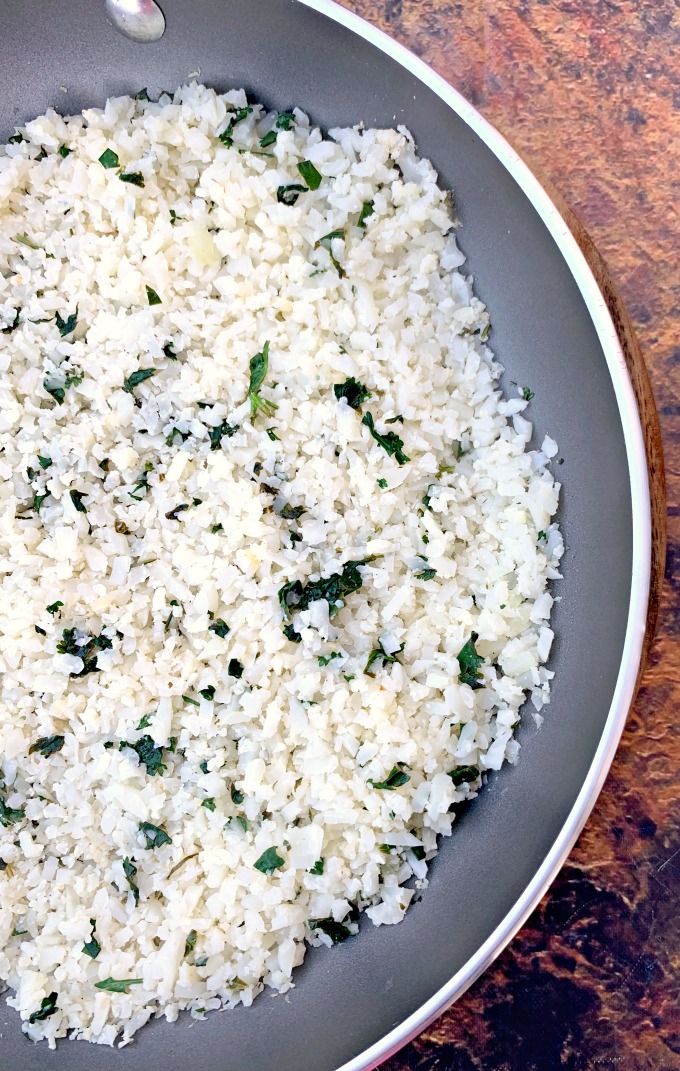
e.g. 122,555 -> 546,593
0,84 -> 563,1047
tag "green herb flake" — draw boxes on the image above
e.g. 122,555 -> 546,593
184,930 -> 197,958
201,798 -> 216,812
120,172 -> 145,187
521,386 -> 535,401
138,821 -> 172,850
228,658 -> 244,678
98,148 -> 119,169
368,762 -> 411,791
123,368 -> 156,394
361,412 -> 409,465
182,695 -> 200,706
169,209 -> 177,225
28,992 -> 58,1023
14,233 -> 42,250
283,623 -> 302,643
208,618 -> 230,639
537,530 -> 547,541
136,712 -> 153,731
199,685 -> 216,701
235,815 -> 249,832
145,285 -> 162,306
165,503 -> 190,522
0,796 -> 26,827
230,784 -> 244,805
55,309 -> 78,337
163,341 -> 177,360
457,632 -> 485,689
29,735 -> 65,758
1,307 -> 21,334
122,857 -> 139,903
43,380 -> 65,405
309,917 -> 354,943
33,492 -> 49,513
277,183 -> 307,206
134,88 -> 149,101
333,377 -> 371,410
82,919 -> 101,959
211,523 -> 223,533
385,414 -> 403,424
38,455 -> 52,470
217,106 -> 253,147
297,160 -> 322,190
266,427 -> 280,441
46,601 -> 63,616
69,489 -> 88,514
94,977 -> 143,994
318,652 -> 341,667
120,735 -> 166,776
364,640 -> 404,677
448,765 -> 480,786
314,229 -> 345,277
310,858 -> 324,875
280,503 -> 306,520
35,625 -> 46,636
377,478 -> 388,489
259,130 -> 278,148
209,419 -> 238,450
358,200 -> 374,228
247,341 -> 277,419
415,568 -> 437,581
279,559 -> 371,626
253,846 -> 285,876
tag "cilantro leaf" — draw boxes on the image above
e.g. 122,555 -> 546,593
333,377 -> 371,410
457,631 -> 485,689
120,735 -> 166,776
297,160 -> 322,190
138,821 -> 172,850
123,856 -> 140,903
82,919 -> 101,959
364,640 -> 404,676
361,412 -> 409,465
253,846 -> 285,876
310,858 -> 324,875
208,618 -> 230,638
368,762 -> 411,791
277,183 -> 307,206
448,765 -> 480,786
28,993 -> 58,1023
145,285 -> 162,306
123,368 -> 155,394
247,341 -> 277,419
98,148 -> 119,169
278,559 -> 371,624
309,916 -> 354,943
55,308 -> 78,337
358,201 -> 374,228
94,978 -> 143,993
120,172 -> 145,187
29,735 -> 64,758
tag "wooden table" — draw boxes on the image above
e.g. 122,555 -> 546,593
339,2 -> 679,1068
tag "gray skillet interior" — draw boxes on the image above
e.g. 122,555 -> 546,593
0,1 -> 634,1069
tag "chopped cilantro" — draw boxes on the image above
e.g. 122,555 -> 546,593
129,463 -> 153,500
538,530 -> 547,541
361,412 -> 409,465
297,160 -> 322,190
457,632 -> 485,689
309,917 -> 354,943
364,640 -> 404,676
208,618 -> 230,639
235,815 -> 249,832
358,201 -> 374,228
145,285 -> 162,306
163,341 -> 177,360
217,106 -> 253,147
98,148 -> 119,169
33,492 -> 49,513
314,229 -> 345,277
276,111 -> 296,130
333,377 -> 371,410
368,762 -> 411,791
28,993 -> 58,1023
38,455 -> 52,470
448,765 -> 480,786
14,233 -> 41,250
184,930 -> 197,958
69,489 -> 88,514
211,523 -> 223,533
385,414 -> 403,424
199,686 -> 216,701
123,857 -> 139,903
0,795 -> 25,827
134,88 -> 149,101
266,427 -> 280,441
253,846 -> 284,875
318,652 -> 341,667
169,209 -> 177,225
277,183 -> 307,206
259,130 -> 278,148
95,978 -> 143,994
310,858 -> 324,875
415,568 -> 437,581
1,307 -> 21,334
34,625 -> 46,636
123,368 -> 155,394
247,341 -> 277,419
165,503 -> 190,521
201,798 -> 216,812
29,735 -> 64,758
283,623 -> 302,643
120,735 -> 166,776
377,478 -> 388,489
55,309 -> 78,336
521,387 -> 535,401
46,601 -> 63,616
138,821 -> 172,849
56,627 -> 113,677
120,172 -> 145,187
209,419 -> 238,450
182,695 -> 200,706
280,503 -> 306,520
135,712 -> 153,731
228,658 -> 244,678
279,559 -> 371,624
230,784 -> 244,805
82,919 -> 101,959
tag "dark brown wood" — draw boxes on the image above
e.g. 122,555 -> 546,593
337,3 -> 679,1070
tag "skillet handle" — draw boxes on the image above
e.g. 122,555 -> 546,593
105,0 -> 166,43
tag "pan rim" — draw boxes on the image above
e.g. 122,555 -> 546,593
294,1 -> 652,1069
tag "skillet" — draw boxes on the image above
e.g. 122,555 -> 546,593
0,1 -> 655,1068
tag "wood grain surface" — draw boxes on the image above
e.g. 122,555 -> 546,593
336,2 -> 680,1069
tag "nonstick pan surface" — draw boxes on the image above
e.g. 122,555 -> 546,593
0,2 -> 652,1069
